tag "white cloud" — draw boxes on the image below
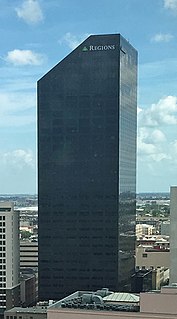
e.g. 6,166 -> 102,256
142,129 -> 166,145
151,33 -> 174,43
138,144 -> 169,162
1,149 -> 35,169
164,0 -> 177,11
137,94 -> 177,183
138,127 -> 166,158
15,0 -> 44,25
59,32 -> 90,50
0,149 -> 36,193
5,49 -> 44,66
150,129 -> 166,143
138,138 -> 157,155
138,96 -> 177,127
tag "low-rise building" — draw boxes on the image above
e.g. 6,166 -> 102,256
4,307 -> 47,319
160,221 -> 170,236
136,245 -> 170,269
131,267 -> 169,292
47,288 -> 140,318
136,224 -> 156,237
20,240 -> 38,305
5,287 -> 177,319
20,240 -> 38,269
20,273 -> 37,307
140,285 -> 177,315
46,287 -> 177,319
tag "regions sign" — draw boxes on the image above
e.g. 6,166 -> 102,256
82,45 -> 116,52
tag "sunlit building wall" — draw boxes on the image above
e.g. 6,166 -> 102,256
0,202 -> 20,312
170,186 -> 177,284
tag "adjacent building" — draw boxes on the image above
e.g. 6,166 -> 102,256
4,307 -> 47,319
136,223 -> 156,237
20,240 -> 38,270
131,267 -> 169,292
20,240 -> 38,305
38,34 -> 138,300
169,186 -> 177,284
47,287 -> 177,319
140,285 -> 177,316
0,202 -> 20,312
136,245 -> 170,269
160,221 -> 170,236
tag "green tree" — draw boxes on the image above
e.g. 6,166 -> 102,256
20,230 -> 31,239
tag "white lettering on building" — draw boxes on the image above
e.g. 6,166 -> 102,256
89,45 -> 116,51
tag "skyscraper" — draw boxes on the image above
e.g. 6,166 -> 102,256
38,34 -> 137,300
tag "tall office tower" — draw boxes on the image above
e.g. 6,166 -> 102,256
38,34 -> 137,300
0,202 -> 20,312
170,186 -> 177,284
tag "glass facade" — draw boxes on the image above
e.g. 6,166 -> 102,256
38,34 -> 137,300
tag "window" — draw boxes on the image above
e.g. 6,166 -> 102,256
142,253 -> 147,258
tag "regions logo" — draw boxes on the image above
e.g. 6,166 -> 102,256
82,45 -> 116,52
82,46 -> 89,52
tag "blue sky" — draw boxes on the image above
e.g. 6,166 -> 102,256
0,0 -> 177,194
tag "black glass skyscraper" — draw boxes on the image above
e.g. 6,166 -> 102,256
38,34 -> 137,300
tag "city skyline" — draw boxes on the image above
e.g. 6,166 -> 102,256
0,0 -> 177,193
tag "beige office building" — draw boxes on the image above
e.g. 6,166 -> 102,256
20,240 -> 38,269
136,246 -> 170,269
170,186 -> 177,284
0,202 -> 20,312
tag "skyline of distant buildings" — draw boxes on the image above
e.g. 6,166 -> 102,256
0,188 -> 176,315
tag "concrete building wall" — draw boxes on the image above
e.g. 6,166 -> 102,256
20,275 -> 37,307
47,309 -> 177,319
161,221 -> 170,236
170,186 -> 177,284
2,202 -> 19,288
5,308 -> 46,319
0,202 -> 20,311
136,246 -> 170,269
6,286 -> 21,311
20,241 -> 38,268
140,286 -> 177,315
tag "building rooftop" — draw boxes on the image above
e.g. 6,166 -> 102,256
6,307 -> 47,314
48,289 -> 140,313
103,292 -> 139,303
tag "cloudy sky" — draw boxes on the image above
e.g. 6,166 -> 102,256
0,0 -> 177,194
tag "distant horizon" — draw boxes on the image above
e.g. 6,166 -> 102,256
0,191 -> 171,196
